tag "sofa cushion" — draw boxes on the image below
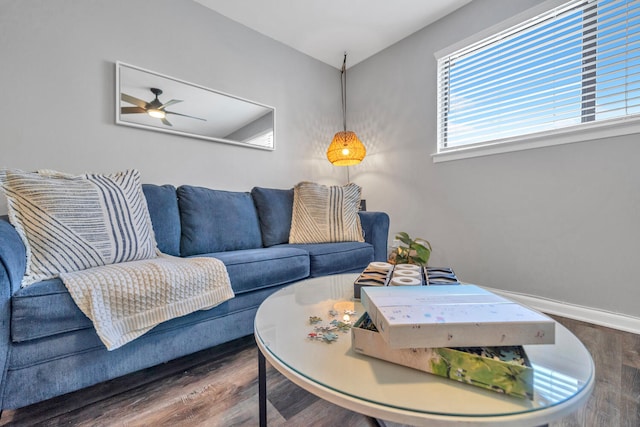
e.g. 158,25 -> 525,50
275,242 -> 373,277
10,251 -> 300,343
11,278 -> 93,342
190,247 -> 310,294
9,285 -> 283,370
178,186 -> 263,256
142,184 -> 181,256
0,169 -> 158,286
289,181 -> 364,244
251,187 -> 293,247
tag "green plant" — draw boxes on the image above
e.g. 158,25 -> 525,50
388,232 -> 432,266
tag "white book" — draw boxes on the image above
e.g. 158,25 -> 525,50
361,285 -> 555,348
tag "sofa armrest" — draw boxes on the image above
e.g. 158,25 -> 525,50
0,218 -> 26,295
358,211 -> 390,262
0,217 -> 23,406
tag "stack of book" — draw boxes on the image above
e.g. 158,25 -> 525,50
351,282 -> 555,399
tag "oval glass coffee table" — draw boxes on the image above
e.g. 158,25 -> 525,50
254,274 -> 594,426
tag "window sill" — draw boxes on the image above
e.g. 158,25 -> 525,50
432,116 -> 640,163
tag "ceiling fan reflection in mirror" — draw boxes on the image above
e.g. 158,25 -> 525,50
120,88 -> 206,127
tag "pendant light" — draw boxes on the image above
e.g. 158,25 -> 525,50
326,53 -> 366,166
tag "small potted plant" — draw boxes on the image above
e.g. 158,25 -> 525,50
388,232 -> 432,266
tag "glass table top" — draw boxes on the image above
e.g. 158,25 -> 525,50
254,274 -> 594,421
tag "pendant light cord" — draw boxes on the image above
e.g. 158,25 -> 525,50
341,53 -> 347,132
342,53 -> 349,183
342,53 -> 349,184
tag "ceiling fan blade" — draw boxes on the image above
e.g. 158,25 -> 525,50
165,110 -> 207,121
121,93 -> 149,109
159,99 -> 183,110
121,106 -> 146,114
161,118 -> 173,127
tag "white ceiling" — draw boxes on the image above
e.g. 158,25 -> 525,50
194,0 -> 473,68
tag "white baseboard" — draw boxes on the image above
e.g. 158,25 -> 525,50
486,287 -> 640,335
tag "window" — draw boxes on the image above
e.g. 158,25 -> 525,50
436,0 -> 640,157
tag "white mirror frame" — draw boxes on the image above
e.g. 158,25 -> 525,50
115,62 -> 275,150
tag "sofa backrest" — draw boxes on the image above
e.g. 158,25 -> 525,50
141,184 -> 181,257
177,185 -> 263,256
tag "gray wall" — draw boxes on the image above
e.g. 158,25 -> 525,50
2,0 -> 638,319
0,0 -> 347,216
349,0 -> 640,318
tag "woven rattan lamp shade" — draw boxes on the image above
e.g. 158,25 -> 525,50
326,131 -> 366,166
326,53 -> 366,167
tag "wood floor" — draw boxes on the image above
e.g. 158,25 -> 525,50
1,315 -> 638,427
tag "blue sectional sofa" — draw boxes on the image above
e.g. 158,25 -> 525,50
0,184 -> 389,410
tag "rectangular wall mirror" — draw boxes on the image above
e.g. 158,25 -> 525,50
115,62 -> 275,150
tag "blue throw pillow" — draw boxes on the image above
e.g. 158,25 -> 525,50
142,184 -> 181,257
178,185 -> 263,256
251,187 -> 293,247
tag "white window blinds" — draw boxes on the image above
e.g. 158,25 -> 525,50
437,0 -> 640,152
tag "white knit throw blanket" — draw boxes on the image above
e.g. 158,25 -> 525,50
60,254 -> 234,350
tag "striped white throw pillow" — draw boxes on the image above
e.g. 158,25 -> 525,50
289,181 -> 364,244
0,169 -> 158,286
